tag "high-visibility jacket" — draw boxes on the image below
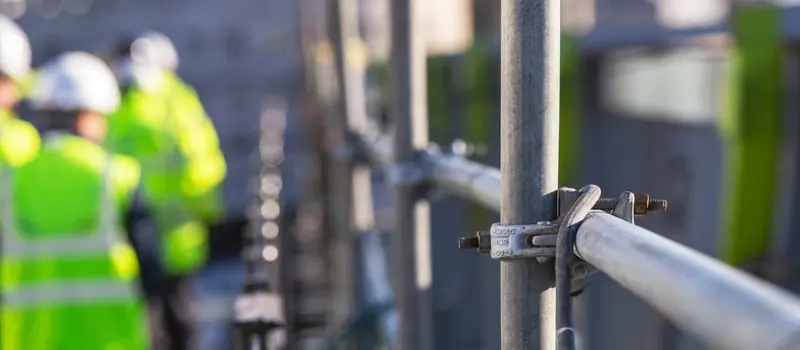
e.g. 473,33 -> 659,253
160,72 -> 226,221
0,109 -> 40,168
105,71 -> 225,275
0,133 -> 149,350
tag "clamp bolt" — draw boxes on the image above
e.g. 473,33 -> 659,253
457,230 -> 491,253
593,194 -> 667,216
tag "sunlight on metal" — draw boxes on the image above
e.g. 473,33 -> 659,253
576,213 -> 800,350
351,165 -> 376,230
429,153 -> 501,212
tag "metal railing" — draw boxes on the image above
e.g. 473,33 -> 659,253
310,0 -> 800,349
353,128 -> 800,350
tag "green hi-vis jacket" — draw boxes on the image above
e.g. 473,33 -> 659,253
105,71 -> 226,275
1,134 -> 149,350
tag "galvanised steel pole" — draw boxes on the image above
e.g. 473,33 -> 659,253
331,1 -> 392,348
500,0 -> 560,349
328,0 -> 369,336
390,0 -> 433,349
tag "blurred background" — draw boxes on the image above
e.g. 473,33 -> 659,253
3,0 -> 800,349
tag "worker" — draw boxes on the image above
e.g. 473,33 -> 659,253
0,51 -> 149,349
105,32 -> 226,350
0,14 -> 39,168
110,32 -> 226,222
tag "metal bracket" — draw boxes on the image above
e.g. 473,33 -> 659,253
488,222 -> 559,259
568,189 -> 637,288
385,148 -> 460,204
458,185 -> 667,350
386,158 -> 429,188
558,189 -> 666,217
458,187 -> 666,261
332,130 -> 371,166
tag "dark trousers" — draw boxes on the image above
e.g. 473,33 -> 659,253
126,207 -> 198,350
147,275 -> 198,350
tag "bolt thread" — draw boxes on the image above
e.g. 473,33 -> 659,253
592,197 -> 667,212
593,198 -> 617,210
458,236 -> 479,249
649,199 -> 668,211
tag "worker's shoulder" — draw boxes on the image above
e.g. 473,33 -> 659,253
1,116 -> 38,136
163,71 -> 191,90
110,87 -> 164,127
118,86 -> 159,108
3,117 -> 41,146
54,138 -> 142,190
164,72 -> 203,102
110,153 -> 140,172
0,108 -> 16,122
40,134 -> 128,169
46,133 -> 102,155
0,117 -> 41,167
110,153 -> 141,182
39,139 -> 142,194
15,134 -> 99,175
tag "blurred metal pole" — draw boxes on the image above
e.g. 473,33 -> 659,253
500,0 -> 560,349
390,0 -> 433,349
326,0 -> 356,333
294,0 -> 343,345
330,0 -> 381,346
332,0 -> 369,133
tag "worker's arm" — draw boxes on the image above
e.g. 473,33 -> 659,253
169,81 -> 227,222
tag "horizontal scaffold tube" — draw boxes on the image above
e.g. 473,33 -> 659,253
575,213 -> 800,350
359,130 -> 800,349
427,153 -> 501,212
358,130 -> 501,212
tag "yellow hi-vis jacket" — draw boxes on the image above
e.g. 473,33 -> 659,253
0,108 -> 40,168
105,71 -> 226,275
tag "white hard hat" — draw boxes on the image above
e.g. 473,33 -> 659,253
0,14 -> 31,79
131,31 -> 179,72
31,52 -> 121,114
